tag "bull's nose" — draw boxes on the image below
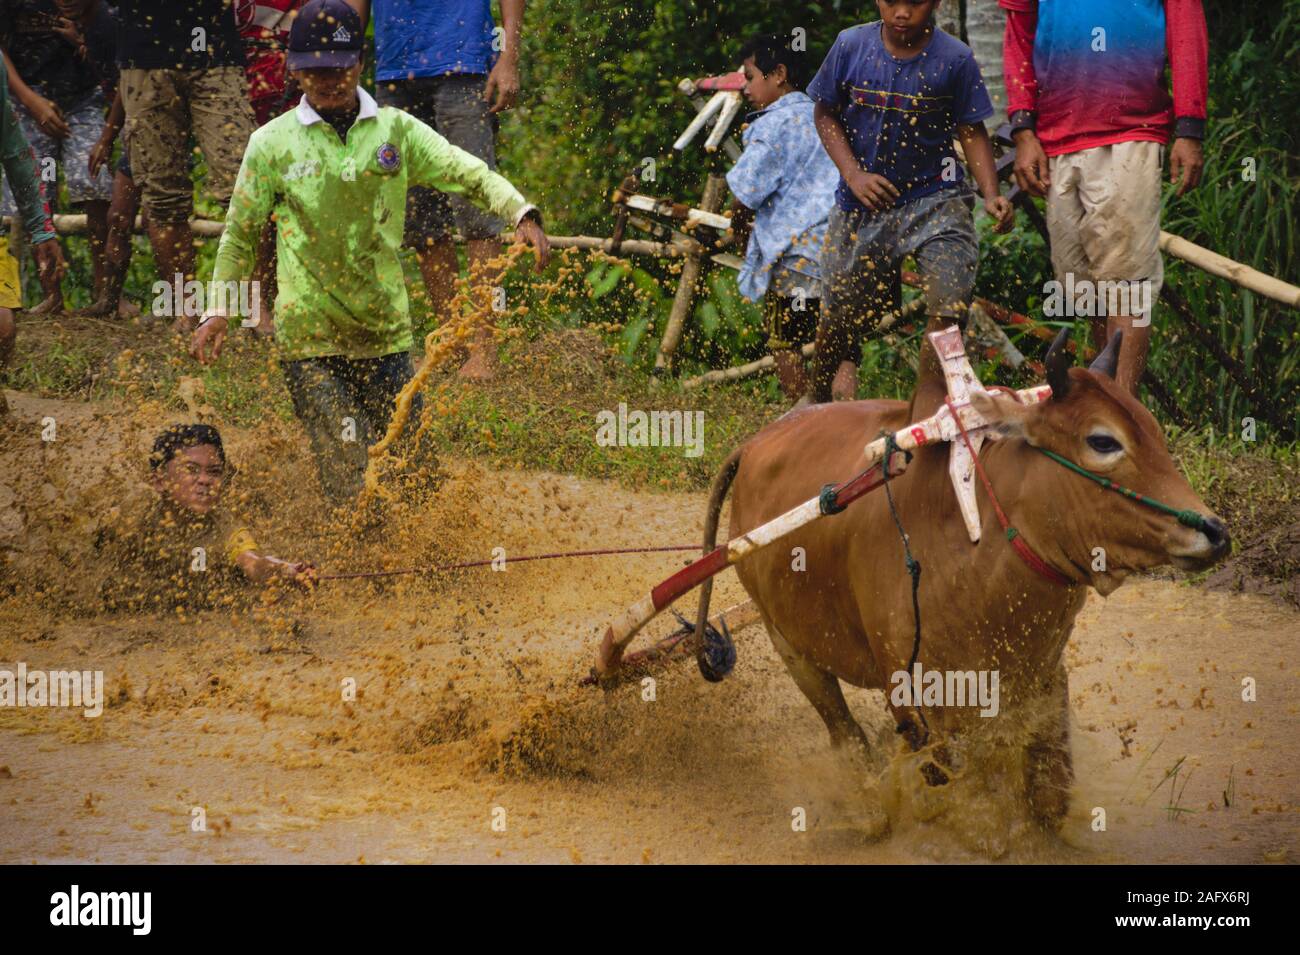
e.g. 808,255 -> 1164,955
1202,516 -> 1231,559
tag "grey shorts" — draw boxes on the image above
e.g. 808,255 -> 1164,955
375,73 -> 504,244
0,89 -> 114,215
818,188 -> 979,367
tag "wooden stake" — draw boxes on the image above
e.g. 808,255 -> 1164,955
654,173 -> 727,374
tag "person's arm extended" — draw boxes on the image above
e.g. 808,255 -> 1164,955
1002,4 -> 1050,197
813,100 -> 898,211
484,0 -> 524,113
1166,0 -> 1208,195
234,549 -> 316,587
2,48 -> 69,137
191,136 -> 276,362
958,123 -> 1014,232
404,115 -> 549,270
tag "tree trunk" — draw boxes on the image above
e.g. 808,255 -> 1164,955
940,0 -> 1007,123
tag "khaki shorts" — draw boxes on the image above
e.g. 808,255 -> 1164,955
376,74 -> 504,243
1046,140 -> 1165,309
121,67 -> 255,223
0,236 -> 21,310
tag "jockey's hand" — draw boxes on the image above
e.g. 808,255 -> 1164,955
1170,137 -> 1204,196
845,169 -> 900,212
190,311 -> 228,365
1012,129 -> 1051,198
515,213 -> 550,272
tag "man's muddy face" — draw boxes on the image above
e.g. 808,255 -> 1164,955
153,445 -> 225,516
294,62 -> 364,112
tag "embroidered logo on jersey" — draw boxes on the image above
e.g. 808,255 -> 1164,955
376,143 -> 401,172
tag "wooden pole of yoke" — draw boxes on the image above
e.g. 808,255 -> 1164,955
591,376 -> 1055,680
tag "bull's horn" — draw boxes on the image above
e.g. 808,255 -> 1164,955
1046,326 -> 1073,400
1089,330 -> 1124,379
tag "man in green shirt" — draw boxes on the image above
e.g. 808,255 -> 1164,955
190,0 -> 548,503
1,59 -> 65,415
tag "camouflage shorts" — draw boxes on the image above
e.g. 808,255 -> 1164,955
0,90 -> 113,215
120,66 -> 255,223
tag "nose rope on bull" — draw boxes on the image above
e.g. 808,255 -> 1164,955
1032,448 -> 1212,533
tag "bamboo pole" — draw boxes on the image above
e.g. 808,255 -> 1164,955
1159,231 -> 1300,308
14,213 -> 1299,309
4,215 -> 699,259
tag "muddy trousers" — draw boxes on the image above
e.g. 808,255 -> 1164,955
811,191 -> 978,402
281,352 -> 424,505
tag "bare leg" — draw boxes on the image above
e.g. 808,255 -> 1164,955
414,239 -> 460,320
0,306 -> 12,418
0,306 -> 15,367
767,620 -> 870,754
28,242 -> 65,316
81,199 -> 111,303
146,219 -> 197,333
831,361 -> 857,401
458,237 -> 505,380
771,348 -> 807,401
89,172 -> 140,318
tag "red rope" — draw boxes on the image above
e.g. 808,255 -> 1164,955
315,544 -> 703,582
944,398 -> 1073,588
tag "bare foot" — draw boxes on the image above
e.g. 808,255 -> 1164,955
458,327 -> 498,381
117,297 -> 141,320
831,360 -> 857,401
28,293 -> 64,317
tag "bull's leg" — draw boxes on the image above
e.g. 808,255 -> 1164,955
766,622 -> 870,755
1024,664 -> 1074,829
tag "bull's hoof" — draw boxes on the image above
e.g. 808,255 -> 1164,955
695,616 -> 736,683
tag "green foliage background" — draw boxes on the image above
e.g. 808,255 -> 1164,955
18,0 -> 1299,439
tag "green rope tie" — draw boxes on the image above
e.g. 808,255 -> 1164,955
1034,447 -> 1209,533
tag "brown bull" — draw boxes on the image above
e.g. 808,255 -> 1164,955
692,330 -> 1230,825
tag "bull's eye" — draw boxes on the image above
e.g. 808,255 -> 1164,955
1086,434 -> 1123,455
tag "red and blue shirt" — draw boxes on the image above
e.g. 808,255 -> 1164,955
1001,0 -> 1208,156
808,23 -> 994,211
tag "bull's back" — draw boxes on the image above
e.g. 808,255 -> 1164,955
728,400 -> 909,685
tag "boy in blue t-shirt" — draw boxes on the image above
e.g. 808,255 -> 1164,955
806,0 -> 1013,402
725,33 -> 840,401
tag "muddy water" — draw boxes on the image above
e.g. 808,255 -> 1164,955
1,399 -> 1295,864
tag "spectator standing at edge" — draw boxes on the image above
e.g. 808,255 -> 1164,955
116,0 -> 256,333
0,61 -> 66,416
347,0 -> 526,381
1001,0 -> 1208,395
0,0 -> 115,315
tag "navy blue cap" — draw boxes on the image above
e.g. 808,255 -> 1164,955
287,0 -> 364,70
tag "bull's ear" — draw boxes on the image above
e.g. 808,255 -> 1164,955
970,389 -> 1037,439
